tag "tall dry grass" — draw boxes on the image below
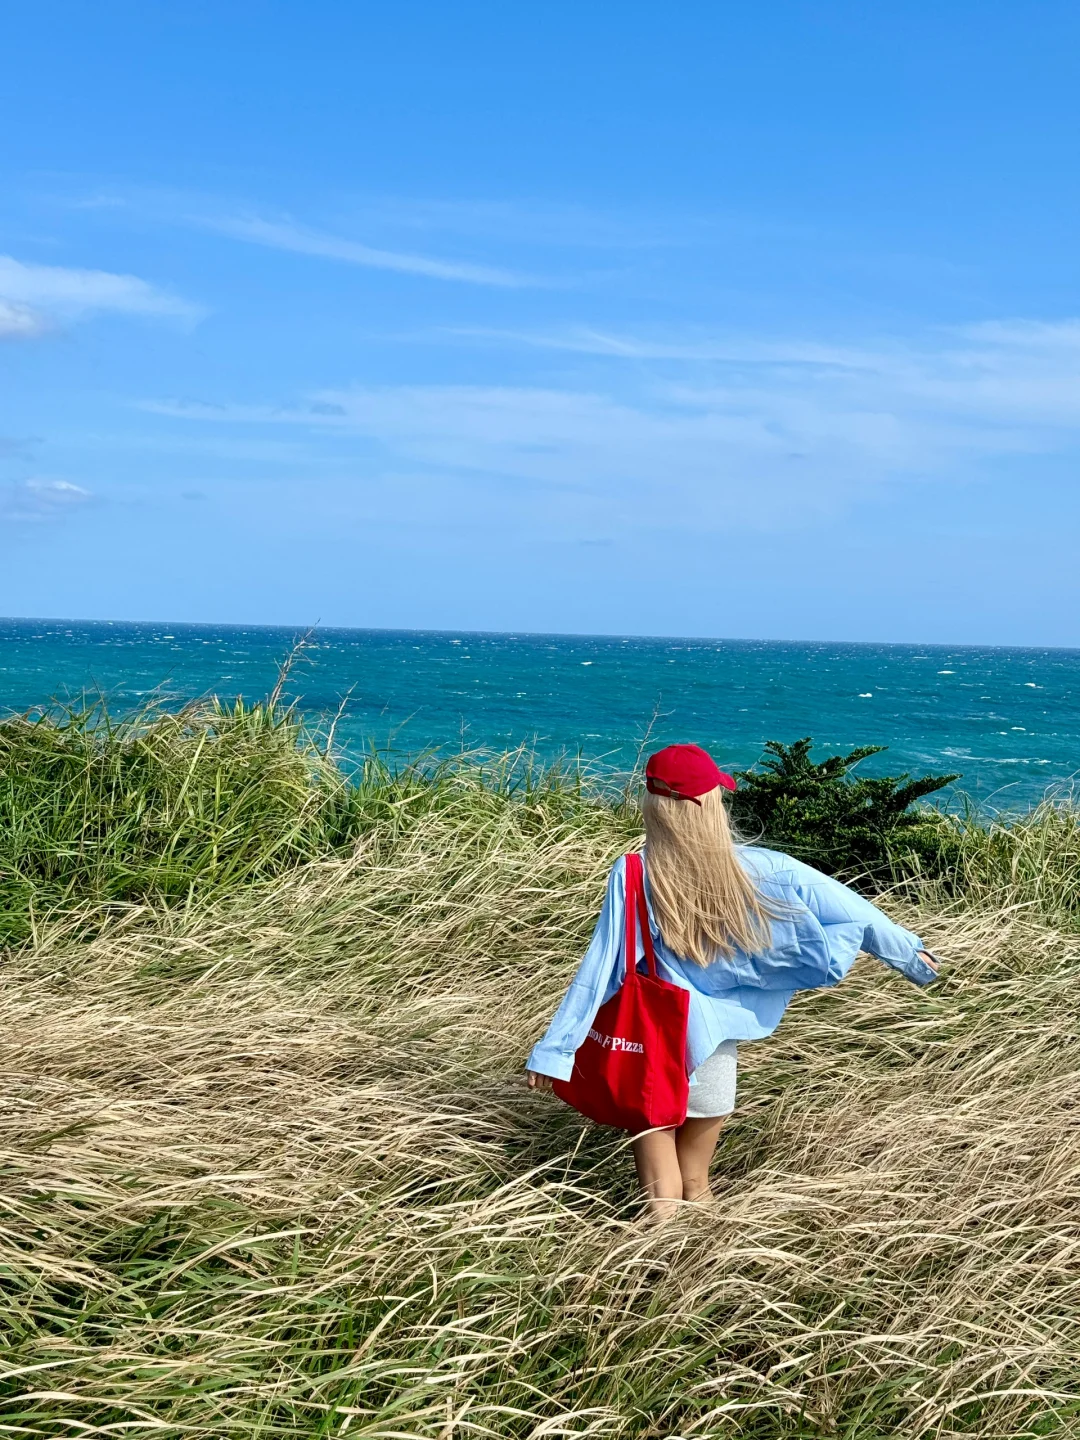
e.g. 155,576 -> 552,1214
921,797 -> 1080,932
1,753 -> 1079,1437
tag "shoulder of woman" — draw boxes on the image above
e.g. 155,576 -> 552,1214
738,846 -> 837,901
736,844 -> 797,879
742,845 -> 831,877
608,852 -> 631,890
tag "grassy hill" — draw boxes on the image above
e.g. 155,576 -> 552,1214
0,698 -> 1077,1437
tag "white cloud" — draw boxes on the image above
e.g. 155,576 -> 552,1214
139,316 -> 1080,532
445,319 -> 1080,424
197,213 -> 531,288
141,383 -> 910,530
0,255 -> 201,337
0,298 -> 49,339
0,478 -> 94,522
446,325 -> 883,367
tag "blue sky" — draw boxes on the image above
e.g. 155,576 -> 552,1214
2,2 -> 1079,645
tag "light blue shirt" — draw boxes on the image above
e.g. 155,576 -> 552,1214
526,847 -> 939,1084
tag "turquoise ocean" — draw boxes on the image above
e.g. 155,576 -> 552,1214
1,617 -> 1077,810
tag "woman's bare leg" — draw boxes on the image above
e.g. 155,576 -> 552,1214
631,1128 -> 682,1219
675,1115 -> 729,1202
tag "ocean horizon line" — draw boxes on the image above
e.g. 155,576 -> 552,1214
3,614 -> 1078,656
2,614 -> 1078,810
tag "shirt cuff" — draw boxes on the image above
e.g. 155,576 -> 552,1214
914,949 -> 942,984
526,1043 -> 575,1082
903,947 -> 941,986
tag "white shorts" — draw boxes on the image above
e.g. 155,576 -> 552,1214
685,1040 -> 737,1118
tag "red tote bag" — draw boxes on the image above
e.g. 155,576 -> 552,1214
553,852 -> 690,1133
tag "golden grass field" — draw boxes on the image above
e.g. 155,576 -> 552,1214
1,702 -> 1078,1436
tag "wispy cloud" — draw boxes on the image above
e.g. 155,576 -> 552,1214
0,298 -> 49,339
445,325 -> 883,367
139,316 -> 1080,532
137,379 -> 929,531
196,213 -> 531,288
442,318 -> 1080,427
0,478 -> 94,522
0,255 -> 201,337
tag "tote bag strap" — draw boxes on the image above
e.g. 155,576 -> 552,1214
623,852 -> 659,984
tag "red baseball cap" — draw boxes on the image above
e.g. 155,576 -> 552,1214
645,744 -> 736,805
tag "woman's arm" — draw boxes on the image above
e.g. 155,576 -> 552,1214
785,858 -> 942,986
525,857 -> 627,1082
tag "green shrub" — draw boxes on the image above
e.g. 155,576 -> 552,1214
730,737 -> 960,883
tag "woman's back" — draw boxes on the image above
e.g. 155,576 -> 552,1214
526,743 -> 941,1219
527,844 -> 937,1084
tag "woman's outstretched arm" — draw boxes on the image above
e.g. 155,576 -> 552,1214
783,857 -> 943,986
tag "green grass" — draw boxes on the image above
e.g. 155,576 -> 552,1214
0,694 -> 1078,1436
918,797 -> 1080,930
0,696 -> 360,942
0,696 -> 608,945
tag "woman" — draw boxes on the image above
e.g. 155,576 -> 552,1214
526,743 -> 941,1218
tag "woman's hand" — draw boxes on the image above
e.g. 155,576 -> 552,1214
527,1070 -> 554,1091
918,949 -> 941,972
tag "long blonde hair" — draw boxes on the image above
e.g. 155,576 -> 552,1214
641,785 -> 774,965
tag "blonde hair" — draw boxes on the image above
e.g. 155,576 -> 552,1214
641,785 -> 775,965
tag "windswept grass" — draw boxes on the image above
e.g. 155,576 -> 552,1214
0,698 -> 604,945
0,697 -> 361,943
0,696 -> 1078,1436
921,796 -> 1080,932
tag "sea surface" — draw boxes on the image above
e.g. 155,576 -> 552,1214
1,617 -> 1077,810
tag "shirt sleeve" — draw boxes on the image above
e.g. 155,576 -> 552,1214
785,858 -> 940,987
526,857 -> 627,1081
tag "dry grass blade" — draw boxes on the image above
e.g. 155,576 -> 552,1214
1,714 -> 1078,1436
